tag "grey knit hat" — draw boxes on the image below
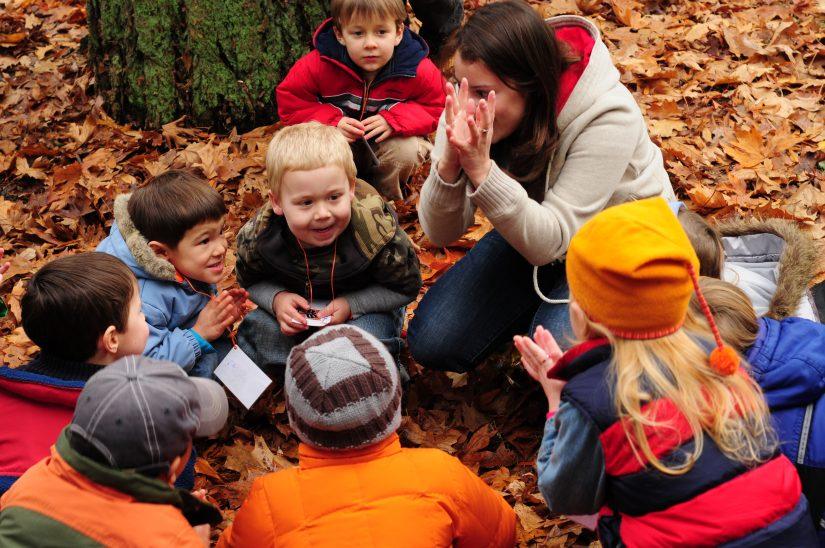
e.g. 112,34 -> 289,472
285,325 -> 402,450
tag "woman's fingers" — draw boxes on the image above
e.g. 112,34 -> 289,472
457,77 -> 469,110
445,93 -> 455,125
486,90 -> 496,127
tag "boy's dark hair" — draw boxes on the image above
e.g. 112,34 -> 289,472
22,253 -> 136,362
677,208 -> 724,278
128,170 -> 227,248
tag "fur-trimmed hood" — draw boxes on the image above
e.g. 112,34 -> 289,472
97,194 -> 178,282
716,217 -> 817,321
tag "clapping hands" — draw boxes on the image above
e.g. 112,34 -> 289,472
439,78 -> 496,187
514,326 -> 567,414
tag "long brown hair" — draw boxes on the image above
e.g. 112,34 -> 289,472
447,0 -> 575,192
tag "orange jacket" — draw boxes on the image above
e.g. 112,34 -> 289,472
0,429 -> 214,547
217,434 -> 516,547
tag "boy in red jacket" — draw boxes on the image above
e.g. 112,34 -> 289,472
276,0 -> 445,201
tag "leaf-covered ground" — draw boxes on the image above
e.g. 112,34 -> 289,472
0,0 -> 822,545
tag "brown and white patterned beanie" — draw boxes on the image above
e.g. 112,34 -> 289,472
285,325 -> 402,450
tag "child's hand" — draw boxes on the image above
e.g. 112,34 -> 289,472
318,297 -> 351,326
514,326 -> 566,413
337,117 -> 366,143
226,288 -> 250,319
273,291 -> 309,336
362,115 -> 394,143
0,249 -> 10,284
192,292 -> 238,341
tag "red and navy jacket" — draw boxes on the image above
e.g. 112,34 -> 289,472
537,339 -> 817,547
0,361 -> 86,494
276,19 -> 445,137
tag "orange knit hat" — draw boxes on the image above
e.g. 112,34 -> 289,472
566,197 -> 738,375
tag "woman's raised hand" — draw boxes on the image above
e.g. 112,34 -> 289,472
446,84 -> 496,188
437,79 -> 468,183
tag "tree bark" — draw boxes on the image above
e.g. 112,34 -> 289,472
86,0 -> 329,131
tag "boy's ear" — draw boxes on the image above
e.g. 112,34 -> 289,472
99,325 -> 119,355
348,182 -> 356,200
394,23 -> 404,46
148,240 -> 171,260
333,25 -> 345,45
269,190 -> 284,216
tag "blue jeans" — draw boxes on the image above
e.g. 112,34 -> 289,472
237,307 -> 404,377
407,230 -> 571,372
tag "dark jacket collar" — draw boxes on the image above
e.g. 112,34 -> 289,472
549,338 -> 611,381
56,428 -> 222,526
313,18 -> 428,84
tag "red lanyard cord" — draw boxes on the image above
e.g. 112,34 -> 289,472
296,238 -> 337,313
181,275 -> 238,347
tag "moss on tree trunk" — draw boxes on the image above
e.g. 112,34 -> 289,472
86,0 -> 328,130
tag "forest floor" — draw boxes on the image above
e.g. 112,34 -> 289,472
0,0 -> 822,545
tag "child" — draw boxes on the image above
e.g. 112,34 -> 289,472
0,252 -> 149,495
217,325 -> 515,547
515,198 -> 816,546
672,201 -> 820,321
690,277 -> 825,536
235,122 -> 421,372
0,355 -> 227,546
97,170 -> 248,378
276,0 -> 445,201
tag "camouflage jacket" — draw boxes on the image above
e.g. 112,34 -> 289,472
235,180 -> 422,316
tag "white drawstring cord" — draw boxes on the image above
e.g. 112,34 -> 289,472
533,265 -> 570,304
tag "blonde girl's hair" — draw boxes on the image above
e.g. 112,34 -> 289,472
685,277 -> 759,353
265,122 -> 357,197
578,316 -> 775,475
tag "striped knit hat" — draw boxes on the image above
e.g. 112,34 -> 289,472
285,325 -> 402,450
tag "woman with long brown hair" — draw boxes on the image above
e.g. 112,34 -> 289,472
408,0 -> 676,372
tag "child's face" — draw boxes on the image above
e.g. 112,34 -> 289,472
116,285 -> 150,357
335,16 -> 403,81
164,218 -> 228,284
270,165 -> 355,248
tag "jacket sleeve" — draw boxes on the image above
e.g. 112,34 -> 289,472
447,457 -> 516,547
215,478 -> 277,548
379,59 -> 445,137
344,225 -> 422,315
468,102 -> 660,266
751,319 -> 825,408
142,301 -> 202,371
537,401 -> 606,515
276,52 -> 344,126
417,115 -> 477,246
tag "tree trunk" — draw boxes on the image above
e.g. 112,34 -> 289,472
86,0 -> 329,131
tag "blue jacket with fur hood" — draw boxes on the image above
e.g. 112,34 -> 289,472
96,194 -> 214,371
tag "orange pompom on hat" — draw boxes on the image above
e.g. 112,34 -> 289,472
566,197 -> 738,375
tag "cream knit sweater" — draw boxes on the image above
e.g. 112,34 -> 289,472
418,15 -> 676,266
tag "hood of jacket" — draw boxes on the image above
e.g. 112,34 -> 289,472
96,194 -> 178,282
716,217 -> 816,321
313,18 -> 428,84
548,16 -> 619,134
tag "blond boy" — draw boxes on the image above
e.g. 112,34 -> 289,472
235,122 -> 421,371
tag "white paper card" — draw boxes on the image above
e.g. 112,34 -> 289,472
305,316 -> 332,327
214,346 -> 272,409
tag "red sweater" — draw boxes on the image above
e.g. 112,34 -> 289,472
276,19 -> 445,137
0,362 -> 88,494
